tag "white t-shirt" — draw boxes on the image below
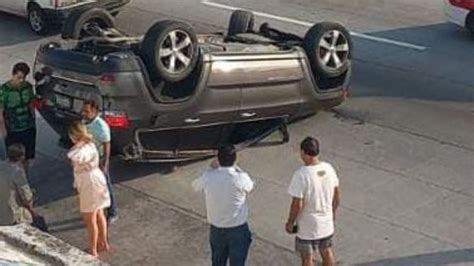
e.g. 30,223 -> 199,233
288,162 -> 339,240
192,166 -> 254,228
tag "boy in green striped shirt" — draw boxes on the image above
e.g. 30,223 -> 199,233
0,63 -> 37,169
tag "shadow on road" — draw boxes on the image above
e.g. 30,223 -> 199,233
355,248 -> 474,266
29,154 -> 175,206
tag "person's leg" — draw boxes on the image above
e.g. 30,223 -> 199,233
318,236 -> 335,266
96,209 -> 110,252
210,226 -> 229,266
4,130 -> 16,151
22,128 -> 36,176
228,224 -> 252,266
301,255 -> 314,266
104,172 -> 118,220
295,237 -> 315,266
319,247 -> 335,266
81,212 -> 99,257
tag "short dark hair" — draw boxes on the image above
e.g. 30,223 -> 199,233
83,99 -> 99,110
7,143 -> 26,162
217,145 -> 237,167
300,137 -> 320,157
12,62 -> 30,76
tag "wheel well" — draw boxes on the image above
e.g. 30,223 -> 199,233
27,1 -> 40,12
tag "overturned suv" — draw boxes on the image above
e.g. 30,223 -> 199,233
34,8 -> 353,162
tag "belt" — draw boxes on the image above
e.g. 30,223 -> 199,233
210,222 -> 248,231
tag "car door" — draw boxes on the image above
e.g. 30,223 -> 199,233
236,56 -> 304,122
149,64 -> 241,157
175,79 -> 241,156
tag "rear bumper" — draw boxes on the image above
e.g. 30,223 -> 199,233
444,2 -> 470,27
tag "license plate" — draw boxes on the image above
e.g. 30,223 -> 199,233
55,94 -> 71,109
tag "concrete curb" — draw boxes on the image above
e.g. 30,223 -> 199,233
0,224 -> 107,266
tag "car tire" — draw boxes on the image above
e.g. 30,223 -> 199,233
28,4 -> 49,35
62,7 -> 115,40
303,22 -> 353,79
467,12 -> 474,35
228,10 -> 255,36
141,20 -> 199,83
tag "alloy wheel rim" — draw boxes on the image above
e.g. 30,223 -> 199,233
29,10 -> 43,32
318,30 -> 349,70
159,30 -> 194,74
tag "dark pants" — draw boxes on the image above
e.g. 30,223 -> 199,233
5,127 -> 36,160
210,223 -> 252,266
104,172 -> 118,218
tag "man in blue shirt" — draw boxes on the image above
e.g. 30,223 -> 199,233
82,99 -> 118,223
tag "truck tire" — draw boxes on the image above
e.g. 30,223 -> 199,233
142,20 -> 199,83
303,22 -> 353,79
28,4 -> 49,35
62,7 -> 115,40
228,10 -> 255,36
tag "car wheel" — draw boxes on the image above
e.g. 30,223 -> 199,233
228,10 -> 255,36
303,22 -> 353,79
62,7 -> 115,40
467,12 -> 474,35
142,20 -> 199,83
28,4 -> 49,35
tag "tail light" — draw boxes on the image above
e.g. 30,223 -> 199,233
31,98 -> 44,110
103,111 -> 130,128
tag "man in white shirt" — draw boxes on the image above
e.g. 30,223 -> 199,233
193,145 -> 254,266
285,137 -> 341,266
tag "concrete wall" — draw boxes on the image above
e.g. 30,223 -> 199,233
0,224 -> 107,266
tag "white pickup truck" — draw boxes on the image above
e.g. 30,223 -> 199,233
0,0 -> 130,35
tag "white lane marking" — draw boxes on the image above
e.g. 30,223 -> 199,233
201,0 -> 428,51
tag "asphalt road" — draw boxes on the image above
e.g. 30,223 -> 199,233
0,0 -> 473,265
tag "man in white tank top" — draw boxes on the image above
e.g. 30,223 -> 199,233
285,137 -> 341,266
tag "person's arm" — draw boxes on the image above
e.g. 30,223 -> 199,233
192,174 -> 206,192
286,171 -> 305,234
98,119 -> 112,174
26,83 -> 36,116
0,84 -> 6,137
332,187 -> 340,222
286,197 -> 303,234
239,171 -> 254,195
0,83 -> 5,109
101,141 -> 111,175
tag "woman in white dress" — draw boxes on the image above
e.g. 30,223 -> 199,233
68,121 -> 111,257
